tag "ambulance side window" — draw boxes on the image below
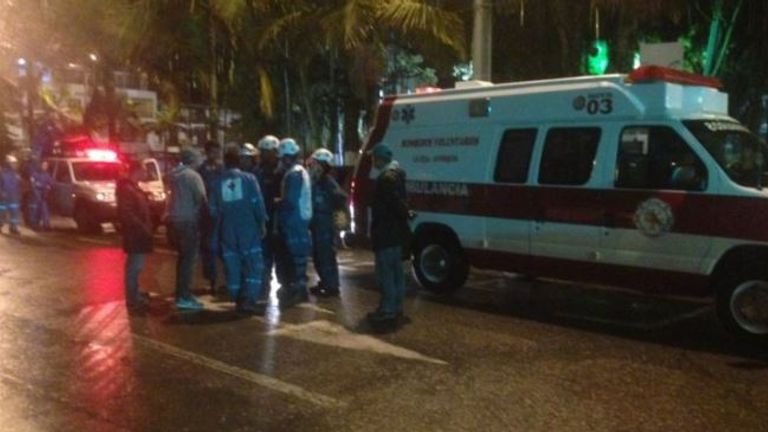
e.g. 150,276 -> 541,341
615,126 -> 707,191
494,129 -> 537,183
538,128 -> 601,185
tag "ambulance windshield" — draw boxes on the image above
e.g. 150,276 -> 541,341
685,120 -> 768,189
72,162 -> 121,182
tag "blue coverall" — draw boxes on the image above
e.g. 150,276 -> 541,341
0,167 -> 22,232
276,162 -> 312,299
209,168 -> 267,311
197,160 -> 222,287
310,174 -> 346,291
29,166 -> 53,230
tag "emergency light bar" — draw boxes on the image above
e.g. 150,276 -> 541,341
85,149 -> 118,162
627,66 -> 722,89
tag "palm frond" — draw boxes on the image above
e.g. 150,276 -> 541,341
376,0 -> 466,57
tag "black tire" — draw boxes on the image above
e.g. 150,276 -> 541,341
715,264 -> 768,342
412,231 -> 469,293
74,205 -> 102,234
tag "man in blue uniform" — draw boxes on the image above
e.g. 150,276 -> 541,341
308,148 -> 347,297
239,142 -> 259,175
197,140 -> 223,295
29,160 -> 53,231
0,155 -> 22,235
209,145 -> 268,315
254,135 -> 284,301
275,137 -> 312,309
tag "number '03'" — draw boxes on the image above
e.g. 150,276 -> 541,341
587,98 -> 613,115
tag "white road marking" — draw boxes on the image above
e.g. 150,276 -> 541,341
5,304 -> 345,410
133,334 -> 346,409
269,320 -> 448,365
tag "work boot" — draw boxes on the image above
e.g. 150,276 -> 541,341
278,288 -> 309,310
175,297 -> 204,311
310,284 -> 340,298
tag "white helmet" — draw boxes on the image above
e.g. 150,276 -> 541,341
278,138 -> 301,157
258,134 -> 279,151
311,148 -> 335,165
240,142 -> 257,157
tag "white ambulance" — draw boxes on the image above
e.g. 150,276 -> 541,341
351,66 -> 768,340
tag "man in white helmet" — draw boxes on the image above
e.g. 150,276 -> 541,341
239,142 -> 259,174
308,148 -> 348,297
0,155 -> 22,235
255,134 -> 285,299
275,137 -> 312,308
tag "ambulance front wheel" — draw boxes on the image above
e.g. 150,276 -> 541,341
412,232 -> 469,293
715,266 -> 768,342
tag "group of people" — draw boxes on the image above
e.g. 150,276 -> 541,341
0,155 -> 53,235
119,135 -> 353,319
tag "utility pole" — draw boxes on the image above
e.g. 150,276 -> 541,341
472,0 -> 493,81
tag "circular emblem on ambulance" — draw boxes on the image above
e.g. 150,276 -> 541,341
573,95 -> 587,111
633,198 -> 674,237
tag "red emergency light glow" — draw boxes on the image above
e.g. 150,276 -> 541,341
415,86 -> 442,94
627,66 -> 722,89
86,149 -> 118,162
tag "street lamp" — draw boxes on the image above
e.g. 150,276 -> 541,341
89,53 -> 98,62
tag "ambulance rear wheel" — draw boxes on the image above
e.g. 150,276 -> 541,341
413,233 -> 469,293
715,266 -> 768,342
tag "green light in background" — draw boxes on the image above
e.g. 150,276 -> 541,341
587,40 -> 609,75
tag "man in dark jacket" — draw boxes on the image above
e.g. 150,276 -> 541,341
367,144 -> 411,329
197,140 -> 222,295
117,162 -> 154,314
254,135 -> 284,300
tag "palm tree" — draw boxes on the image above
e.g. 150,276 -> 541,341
258,0 -> 466,150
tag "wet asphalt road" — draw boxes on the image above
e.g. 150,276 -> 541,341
0,220 -> 767,432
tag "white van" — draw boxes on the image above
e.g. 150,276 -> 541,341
351,66 -> 768,340
46,148 -> 165,233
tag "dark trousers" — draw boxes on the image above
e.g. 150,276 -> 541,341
375,246 -> 405,316
199,215 -> 218,286
277,224 -> 310,297
124,253 -> 146,306
170,220 -> 199,301
311,218 -> 339,290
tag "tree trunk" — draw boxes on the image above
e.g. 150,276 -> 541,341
208,9 -> 219,140
298,66 -> 319,153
